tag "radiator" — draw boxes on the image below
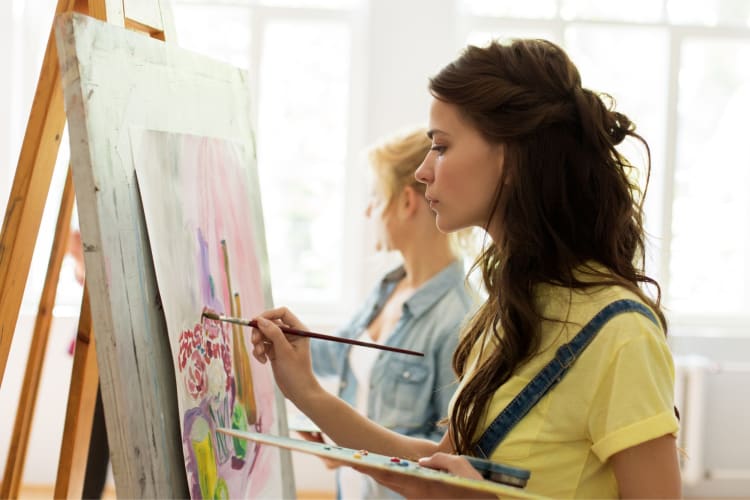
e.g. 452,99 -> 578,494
673,355 -> 750,485
674,355 -> 713,486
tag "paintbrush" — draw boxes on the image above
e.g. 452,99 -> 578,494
202,311 -> 424,357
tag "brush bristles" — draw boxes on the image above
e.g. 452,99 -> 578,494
202,310 -> 221,320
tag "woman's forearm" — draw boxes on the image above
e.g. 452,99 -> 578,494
296,387 -> 441,459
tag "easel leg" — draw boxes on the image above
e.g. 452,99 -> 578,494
0,0 -> 81,385
54,285 -> 98,499
0,167 -> 75,498
82,386 -> 110,499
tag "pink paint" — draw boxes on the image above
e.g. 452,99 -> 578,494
134,131 -> 284,499
246,443 -> 276,497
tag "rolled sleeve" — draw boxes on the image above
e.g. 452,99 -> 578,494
588,328 -> 679,462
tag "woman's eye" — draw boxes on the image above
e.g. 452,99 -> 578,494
430,145 -> 446,154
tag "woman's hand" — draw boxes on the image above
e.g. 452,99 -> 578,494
249,307 -> 322,404
296,431 -> 342,469
353,452 -> 493,499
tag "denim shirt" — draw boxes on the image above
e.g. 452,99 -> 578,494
310,260 -> 473,498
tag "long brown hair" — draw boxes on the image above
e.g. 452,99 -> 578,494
430,39 -> 667,454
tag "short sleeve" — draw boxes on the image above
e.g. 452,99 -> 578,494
588,320 -> 680,462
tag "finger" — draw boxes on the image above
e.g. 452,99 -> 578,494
259,306 -> 305,330
251,331 -> 270,363
250,327 -> 277,356
254,312 -> 307,348
417,452 -> 465,472
251,342 -> 267,364
296,431 -> 312,441
254,317 -> 293,357
418,453 -> 481,479
320,458 -> 347,469
323,459 -> 340,470
296,431 -> 322,442
351,466 -> 400,488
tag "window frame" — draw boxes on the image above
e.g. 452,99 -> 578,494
172,1 -> 370,327
458,2 -> 750,334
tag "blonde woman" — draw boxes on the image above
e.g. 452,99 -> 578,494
300,128 -> 473,499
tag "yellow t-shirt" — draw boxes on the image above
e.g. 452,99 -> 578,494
450,274 -> 679,498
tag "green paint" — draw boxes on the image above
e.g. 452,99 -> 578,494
209,275 -> 215,299
213,477 -> 229,500
231,403 -> 248,459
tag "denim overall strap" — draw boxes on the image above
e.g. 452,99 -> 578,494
473,299 -> 658,458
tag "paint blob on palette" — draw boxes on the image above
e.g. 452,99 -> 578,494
217,428 -> 543,499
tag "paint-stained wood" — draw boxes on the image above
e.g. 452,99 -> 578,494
54,13 -> 292,498
0,1 -> 173,498
0,168 -> 75,499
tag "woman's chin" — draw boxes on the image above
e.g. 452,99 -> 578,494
435,217 -> 462,234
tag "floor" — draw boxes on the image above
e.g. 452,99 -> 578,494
19,484 -> 334,499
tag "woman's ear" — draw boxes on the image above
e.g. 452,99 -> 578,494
399,185 -> 420,219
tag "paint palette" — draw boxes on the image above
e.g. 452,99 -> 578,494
217,428 -> 542,499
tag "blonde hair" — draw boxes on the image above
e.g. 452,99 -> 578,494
368,127 -> 430,208
368,127 -> 474,258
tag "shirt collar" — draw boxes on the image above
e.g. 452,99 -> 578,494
379,260 -> 465,320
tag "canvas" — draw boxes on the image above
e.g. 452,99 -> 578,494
132,130 -> 280,498
56,13 -> 293,497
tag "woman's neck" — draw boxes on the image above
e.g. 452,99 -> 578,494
399,238 -> 457,289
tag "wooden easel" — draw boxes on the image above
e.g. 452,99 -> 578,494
0,1 -> 176,497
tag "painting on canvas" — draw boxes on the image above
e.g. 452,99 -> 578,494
131,129 -> 281,498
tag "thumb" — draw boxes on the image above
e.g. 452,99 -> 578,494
418,452 -> 454,470
418,453 -> 483,480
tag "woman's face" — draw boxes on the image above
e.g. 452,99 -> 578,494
415,98 -> 505,234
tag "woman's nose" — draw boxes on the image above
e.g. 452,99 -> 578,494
415,157 -> 432,184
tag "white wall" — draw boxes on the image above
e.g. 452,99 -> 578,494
669,333 -> 750,498
0,3 -> 11,203
0,314 -> 79,486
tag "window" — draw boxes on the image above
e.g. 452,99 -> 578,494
460,0 -> 750,329
0,0 -> 83,314
6,0 -> 748,331
669,38 -> 750,316
173,0 -> 362,317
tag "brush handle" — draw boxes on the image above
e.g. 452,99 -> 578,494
206,313 -> 424,357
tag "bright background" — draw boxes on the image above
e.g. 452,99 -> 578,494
1,0 -> 749,497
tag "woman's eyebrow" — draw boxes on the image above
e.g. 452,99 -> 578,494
427,129 -> 448,139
